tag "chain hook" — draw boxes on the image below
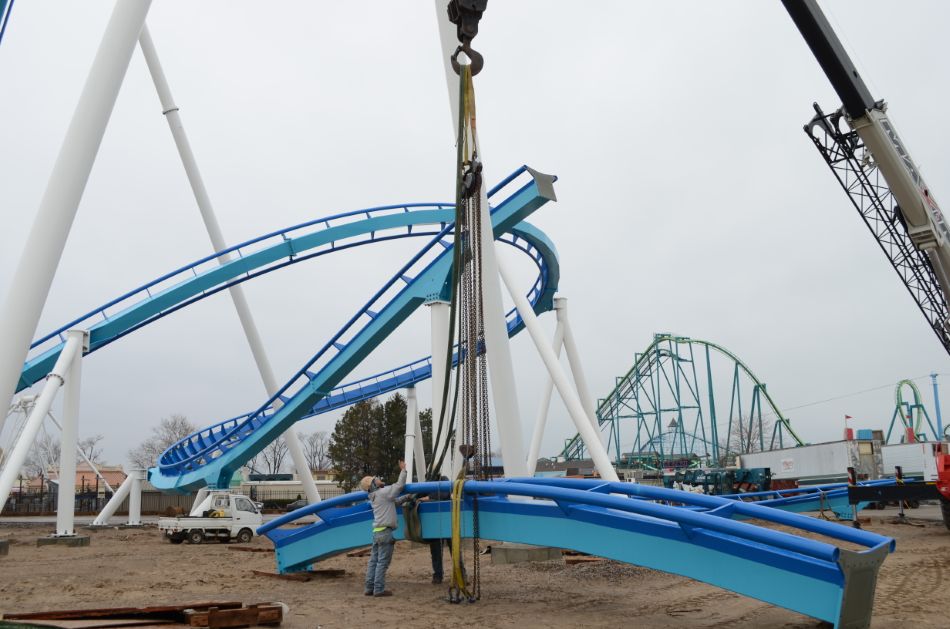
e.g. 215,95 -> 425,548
451,41 -> 484,76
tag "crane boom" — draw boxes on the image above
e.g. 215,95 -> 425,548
782,0 -> 950,353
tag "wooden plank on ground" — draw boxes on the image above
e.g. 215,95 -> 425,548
184,604 -> 282,628
4,603 -> 244,621
226,546 -> 274,553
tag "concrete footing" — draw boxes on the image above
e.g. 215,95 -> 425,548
490,542 -> 562,565
37,535 -> 90,548
0,539 -> 8,556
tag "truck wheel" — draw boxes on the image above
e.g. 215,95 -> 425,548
941,498 -> 950,531
168,534 -> 184,544
236,528 -> 253,544
186,529 -> 204,545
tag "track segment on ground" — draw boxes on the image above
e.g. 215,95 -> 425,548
260,477 -> 893,629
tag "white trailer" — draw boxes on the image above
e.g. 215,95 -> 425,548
158,491 -> 262,545
739,439 -> 882,485
881,442 -> 942,481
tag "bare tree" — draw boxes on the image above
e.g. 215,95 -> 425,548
78,434 -> 104,464
299,431 -> 331,471
260,437 -> 289,475
25,430 -> 60,477
128,414 -> 196,469
719,415 -> 775,462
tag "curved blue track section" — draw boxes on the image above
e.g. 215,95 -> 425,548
147,169 -> 555,490
16,167 -> 555,492
260,478 -> 893,628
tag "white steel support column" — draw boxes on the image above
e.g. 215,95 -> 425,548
54,330 -> 88,536
435,6 -> 527,477
0,334 -> 84,513
404,387 -> 419,480
127,469 -> 145,526
138,27 -> 319,503
92,473 -> 133,526
526,316 -> 565,475
0,0 -> 151,416
413,409 -> 427,482
497,258 -> 618,481
559,299 -> 601,435
474,185 -> 528,478
428,300 -> 452,478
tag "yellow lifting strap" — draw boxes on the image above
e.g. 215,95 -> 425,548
449,474 -> 473,600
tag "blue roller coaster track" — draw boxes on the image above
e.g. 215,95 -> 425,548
18,167 -> 557,491
259,478 -> 893,629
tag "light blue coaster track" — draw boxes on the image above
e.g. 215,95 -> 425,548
260,478 -> 893,629
16,167 -> 558,491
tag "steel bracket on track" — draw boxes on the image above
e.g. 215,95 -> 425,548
835,544 -> 889,629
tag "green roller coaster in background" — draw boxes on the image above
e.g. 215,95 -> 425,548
562,334 -> 804,469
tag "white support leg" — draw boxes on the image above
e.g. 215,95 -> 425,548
127,469 -> 144,526
428,300 -> 452,478
138,26 -> 319,504
474,194 -> 529,478
404,387 -> 418,480
0,0 -> 151,416
191,487 -> 210,517
559,299 -> 601,435
54,330 -> 87,536
526,317 -> 565,475
435,5 -> 528,479
0,334 -> 84,513
497,258 -> 618,482
413,409 -> 427,482
92,472 -> 133,526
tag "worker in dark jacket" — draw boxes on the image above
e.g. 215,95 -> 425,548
360,460 -> 408,597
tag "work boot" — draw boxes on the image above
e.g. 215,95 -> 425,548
432,575 -> 443,584
374,590 -> 393,597
364,590 -> 373,596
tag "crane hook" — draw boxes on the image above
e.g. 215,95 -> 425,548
451,41 -> 484,76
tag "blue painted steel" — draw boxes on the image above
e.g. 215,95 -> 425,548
18,169 -> 552,391
145,169 -> 555,491
259,478 -> 893,627
0,0 -> 14,47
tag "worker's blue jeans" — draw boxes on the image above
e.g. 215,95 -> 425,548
364,528 -> 395,594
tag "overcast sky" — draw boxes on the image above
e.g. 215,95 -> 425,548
1,1 -> 949,470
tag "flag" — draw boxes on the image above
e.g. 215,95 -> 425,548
844,415 -> 853,420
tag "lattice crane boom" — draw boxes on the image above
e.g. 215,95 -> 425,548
783,0 -> 950,353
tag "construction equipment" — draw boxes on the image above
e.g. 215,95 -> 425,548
783,0 -> 950,353
782,0 -> 950,529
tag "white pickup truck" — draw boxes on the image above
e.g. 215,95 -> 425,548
158,491 -> 263,544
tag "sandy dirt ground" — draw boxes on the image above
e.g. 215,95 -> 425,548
0,514 -> 948,628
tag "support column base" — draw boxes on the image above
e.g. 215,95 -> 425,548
489,542 -> 562,565
37,535 -> 90,547
0,539 -> 8,555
